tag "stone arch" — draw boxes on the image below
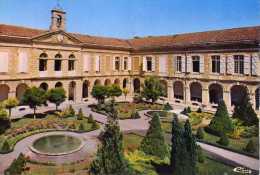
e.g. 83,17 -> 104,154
16,83 -> 28,101
39,82 -> 48,91
123,78 -> 128,88
55,82 -> 63,88
173,81 -> 184,100
256,87 -> 260,110
82,80 -> 89,98
0,84 -> 9,101
209,83 -> 223,104
133,78 -> 141,93
160,80 -> 168,97
104,79 -> 111,86
94,79 -> 101,86
190,82 -> 202,102
230,85 -> 248,106
68,81 -> 76,101
39,53 -> 48,58
114,78 -> 120,85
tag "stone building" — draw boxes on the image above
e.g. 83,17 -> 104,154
0,8 -> 259,114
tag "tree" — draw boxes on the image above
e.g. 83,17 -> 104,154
21,87 -> 46,119
244,139 -> 256,153
122,88 -> 129,100
91,85 -> 108,104
90,101 -> 133,175
217,133 -> 229,146
232,91 -> 258,126
208,100 -> 234,135
107,84 -> 122,99
4,153 -> 26,175
171,117 -> 197,175
3,98 -> 19,119
140,113 -> 168,159
141,76 -> 164,103
196,127 -> 204,140
47,87 -> 66,111
163,102 -> 173,111
77,108 -> 84,120
78,123 -> 85,131
0,108 -> 10,134
1,140 -> 10,152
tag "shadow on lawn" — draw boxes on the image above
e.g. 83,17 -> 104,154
151,161 -> 172,175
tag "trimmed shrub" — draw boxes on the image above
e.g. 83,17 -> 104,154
91,121 -> 99,130
133,94 -> 142,103
163,102 -> 173,111
78,123 -> 85,131
131,110 -> 140,119
4,153 -> 26,175
196,127 -> 204,140
243,140 -> 257,153
208,101 -> 233,135
68,105 -> 75,117
197,107 -> 202,113
217,133 -> 229,146
1,140 -> 10,152
181,106 -> 191,115
77,108 -> 84,120
88,114 -> 95,123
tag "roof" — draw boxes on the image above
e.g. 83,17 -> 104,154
0,24 -> 259,51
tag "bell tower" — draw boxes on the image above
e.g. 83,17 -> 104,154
50,6 -> 66,31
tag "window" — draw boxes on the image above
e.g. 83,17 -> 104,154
55,60 -> 62,71
68,54 -> 75,71
146,57 -> 152,71
211,55 -> 220,73
234,55 -> 244,74
123,57 -> 128,70
39,59 -> 47,71
115,57 -> 120,71
57,15 -> 62,27
39,53 -> 47,71
176,56 -> 182,72
192,56 -> 200,72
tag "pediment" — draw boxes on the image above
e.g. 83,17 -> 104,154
32,30 -> 81,45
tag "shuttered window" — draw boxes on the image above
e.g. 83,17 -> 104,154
192,56 -> 200,73
176,56 -> 182,72
0,52 -> 9,73
146,57 -> 152,71
211,55 -> 220,73
234,55 -> 244,74
18,51 -> 28,73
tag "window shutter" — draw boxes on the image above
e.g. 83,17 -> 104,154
226,55 -> 234,74
220,55 -> 226,74
251,54 -> 259,76
95,55 -> 100,72
181,56 -> 185,73
128,57 -> 131,71
152,57 -> 156,71
83,54 -> 90,72
159,55 -> 166,73
186,55 -> 192,73
112,57 -> 116,71
244,55 -> 250,75
18,51 -> 28,73
200,55 -> 204,73
173,56 -> 177,72
142,56 -> 147,71
0,52 -> 9,73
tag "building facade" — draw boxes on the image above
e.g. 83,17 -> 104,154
0,8 -> 259,114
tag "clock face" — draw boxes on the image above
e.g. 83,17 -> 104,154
57,34 -> 64,42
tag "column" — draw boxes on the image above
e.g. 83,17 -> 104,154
202,88 -> 209,109
167,82 -> 173,102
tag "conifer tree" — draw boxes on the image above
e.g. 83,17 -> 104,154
208,100 -> 233,135
232,91 -> 258,126
90,100 -> 133,175
5,153 -> 26,175
140,113 -> 168,159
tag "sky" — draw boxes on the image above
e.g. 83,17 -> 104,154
0,0 -> 259,39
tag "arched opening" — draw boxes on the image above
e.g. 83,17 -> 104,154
16,83 -> 28,101
0,84 -> 9,101
68,81 -> 76,101
54,54 -> 62,71
82,80 -> 89,98
123,78 -> 128,89
160,80 -> 168,97
55,82 -> 63,88
94,79 -> 101,86
173,81 -> 184,100
190,82 -> 202,102
114,79 -> 120,85
133,78 -> 141,93
104,79 -> 111,86
209,83 -> 223,104
68,54 -> 75,71
256,88 -> 260,110
39,82 -> 48,91
230,85 -> 247,106
39,53 -> 48,72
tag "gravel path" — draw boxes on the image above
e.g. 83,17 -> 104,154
0,103 -> 259,173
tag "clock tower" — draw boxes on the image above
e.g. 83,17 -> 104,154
50,7 -> 66,31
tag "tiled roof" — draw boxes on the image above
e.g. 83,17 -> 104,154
0,24 -> 259,51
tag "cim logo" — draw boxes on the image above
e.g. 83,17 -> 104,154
233,167 -> 252,174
